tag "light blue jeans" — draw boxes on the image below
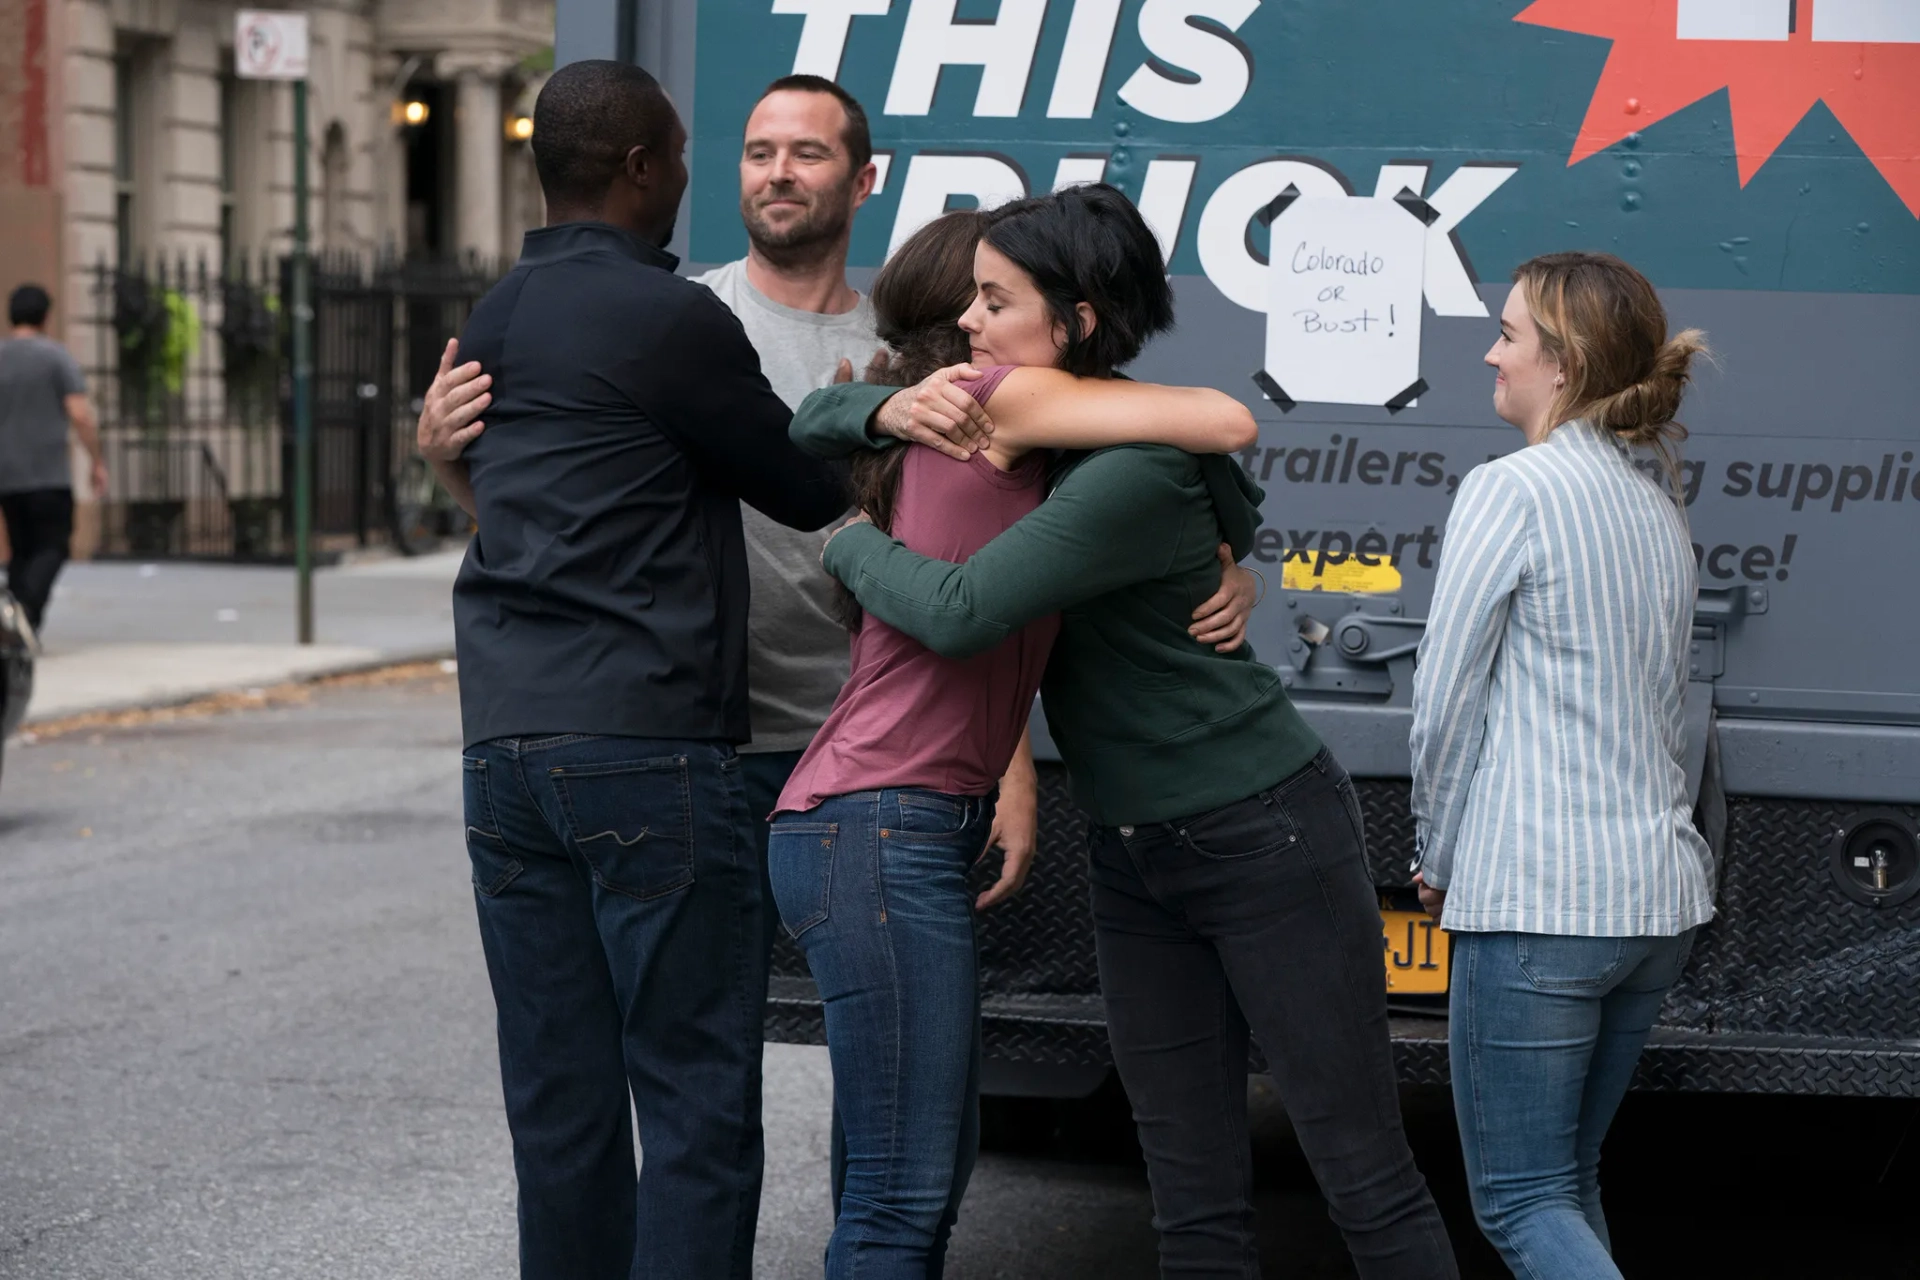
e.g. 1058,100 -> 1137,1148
768,788 -> 995,1279
1449,928 -> 1699,1280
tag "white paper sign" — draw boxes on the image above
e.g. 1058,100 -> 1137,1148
235,11 -> 310,80
1262,193 -> 1429,408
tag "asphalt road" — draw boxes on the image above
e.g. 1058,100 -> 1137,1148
2,672 -> 1913,1279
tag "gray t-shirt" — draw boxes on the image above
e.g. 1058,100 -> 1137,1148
0,335 -> 85,494
692,259 -> 882,753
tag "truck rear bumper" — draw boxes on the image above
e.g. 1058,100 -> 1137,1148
1385,1016 -> 1920,1097
767,979 -> 1920,1099
767,772 -> 1920,1101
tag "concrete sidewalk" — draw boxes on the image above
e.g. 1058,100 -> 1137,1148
16,547 -> 464,724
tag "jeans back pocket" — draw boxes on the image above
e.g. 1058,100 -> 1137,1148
767,822 -> 838,939
551,755 -> 695,901
463,756 -> 524,897
1516,934 -> 1631,992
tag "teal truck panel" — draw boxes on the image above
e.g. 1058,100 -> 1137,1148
681,0 -> 1918,800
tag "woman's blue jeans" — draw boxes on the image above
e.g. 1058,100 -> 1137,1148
1449,928 -> 1700,1280
768,788 -> 996,1279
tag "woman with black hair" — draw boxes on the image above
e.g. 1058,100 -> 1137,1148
768,205 -> 1263,1279
796,184 -> 1457,1279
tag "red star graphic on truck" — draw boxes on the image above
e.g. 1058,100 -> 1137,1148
1517,0 -> 1920,217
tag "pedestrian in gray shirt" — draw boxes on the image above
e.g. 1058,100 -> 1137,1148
0,284 -> 106,635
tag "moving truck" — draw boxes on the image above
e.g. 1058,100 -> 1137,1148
557,0 -> 1920,1102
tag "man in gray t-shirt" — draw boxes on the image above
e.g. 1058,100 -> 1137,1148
688,259 -> 875,789
684,78 -> 888,836
0,284 -> 105,633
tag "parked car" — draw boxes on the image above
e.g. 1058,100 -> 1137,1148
0,590 -> 35,790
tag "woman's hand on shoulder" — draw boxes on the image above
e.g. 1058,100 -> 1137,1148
874,363 -> 993,460
820,510 -> 874,566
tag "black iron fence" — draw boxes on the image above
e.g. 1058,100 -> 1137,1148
88,249 -> 504,560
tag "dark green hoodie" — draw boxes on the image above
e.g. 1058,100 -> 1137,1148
794,382 -> 1322,826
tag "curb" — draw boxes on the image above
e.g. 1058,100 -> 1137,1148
20,645 -> 457,729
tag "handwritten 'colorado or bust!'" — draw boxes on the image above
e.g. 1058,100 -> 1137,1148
1264,197 -> 1429,407
1290,243 -> 1396,334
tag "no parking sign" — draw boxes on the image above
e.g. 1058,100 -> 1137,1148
234,10 -> 310,80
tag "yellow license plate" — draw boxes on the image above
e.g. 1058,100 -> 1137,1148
1381,908 -> 1450,994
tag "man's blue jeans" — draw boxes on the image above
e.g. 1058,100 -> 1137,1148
1449,928 -> 1700,1280
462,734 -> 768,1280
767,788 -> 996,1280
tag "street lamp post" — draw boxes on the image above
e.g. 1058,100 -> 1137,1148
290,76 -> 314,643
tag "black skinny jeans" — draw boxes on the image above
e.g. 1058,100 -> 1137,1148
1089,749 -> 1457,1279
1,487 -> 73,633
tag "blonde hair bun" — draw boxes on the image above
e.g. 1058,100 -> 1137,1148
1590,327 -> 1710,447
1513,252 -> 1712,457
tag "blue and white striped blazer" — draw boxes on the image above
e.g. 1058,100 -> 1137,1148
1409,420 -> 1716,937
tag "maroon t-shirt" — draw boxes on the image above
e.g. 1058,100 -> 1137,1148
775,367 -> 1059,814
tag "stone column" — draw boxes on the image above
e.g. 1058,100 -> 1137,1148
448,59 -> 506,262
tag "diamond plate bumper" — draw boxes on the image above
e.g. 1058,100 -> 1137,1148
766,765 -> 1920,1098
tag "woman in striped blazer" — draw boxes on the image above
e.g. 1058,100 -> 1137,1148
1409,251 -> 1716,1279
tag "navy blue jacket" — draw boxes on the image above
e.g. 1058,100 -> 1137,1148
452,222 -> 847,747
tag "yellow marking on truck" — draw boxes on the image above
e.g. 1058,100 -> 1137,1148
1281,557 -> 1404,594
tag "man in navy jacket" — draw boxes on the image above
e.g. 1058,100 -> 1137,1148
424,60 -> 845,1280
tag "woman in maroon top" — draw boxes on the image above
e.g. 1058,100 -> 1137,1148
767,204 -> 1257,1278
